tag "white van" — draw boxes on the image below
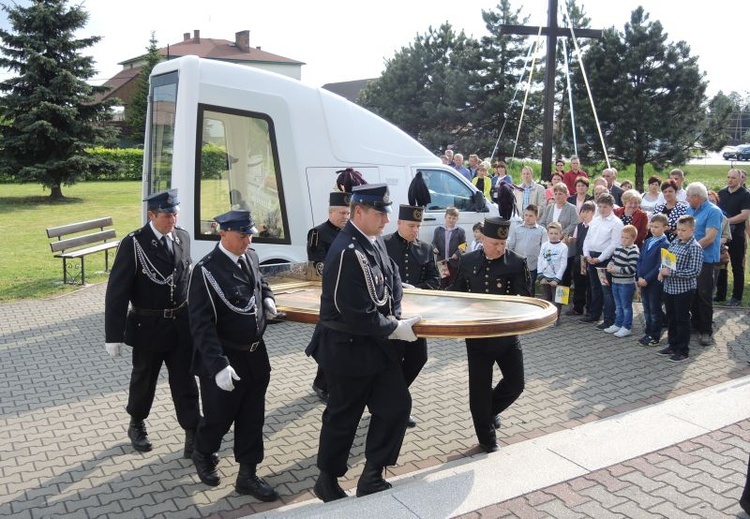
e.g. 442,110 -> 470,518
143,56 -> 496,263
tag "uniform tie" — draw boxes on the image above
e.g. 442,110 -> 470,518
161,235 -> 174,259
238,256 -> 252,280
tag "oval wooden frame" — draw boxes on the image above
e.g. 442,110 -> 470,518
271,281 -> 557,338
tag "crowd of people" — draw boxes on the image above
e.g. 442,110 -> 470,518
101,156 -> 749,507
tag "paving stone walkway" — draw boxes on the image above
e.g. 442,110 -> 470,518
0,283 -> 748,518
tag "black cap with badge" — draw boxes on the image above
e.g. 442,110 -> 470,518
214,210 -> 258,235
351,183 -> 392,214
398,204 -> 424,222
145,189 -> 180,214
329,191 -> 351,207
483,217 -> 510,240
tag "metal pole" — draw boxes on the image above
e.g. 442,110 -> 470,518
541,0 -> 558,182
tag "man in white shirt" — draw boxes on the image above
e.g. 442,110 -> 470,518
669,169 -> 688,203
580,194 -> 624,329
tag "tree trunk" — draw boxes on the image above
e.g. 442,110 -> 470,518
49,184 -> 64,200
634,162 -> 645,193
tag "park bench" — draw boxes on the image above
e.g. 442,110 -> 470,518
46,217 -> 120,285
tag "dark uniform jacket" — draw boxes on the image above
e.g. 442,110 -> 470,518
431,226 -> 467,269
188,246 -> 273,379
383,232 -> 440,289
307,220 -> 341,275
449,249 -> 531,297
306,221 -> 403,377
105,223 -> 191,351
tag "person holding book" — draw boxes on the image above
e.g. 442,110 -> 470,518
431,207 -> 466,289
657,215 -> 704,362
604,225 -> 640,337
507,204 -> 546,296
537,222 -> 568,325
636,214 -> 669,346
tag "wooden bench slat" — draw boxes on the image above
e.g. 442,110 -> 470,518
46,217 -> 114,239
55,240 -> 120,259
49,229 -> 117,253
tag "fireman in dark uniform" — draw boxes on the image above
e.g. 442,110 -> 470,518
188,210 -> 279,501
306,184 -> 421,503
383,204 -> 440,427
306,191 -> 351,402
104,189 -> 200,457
449,217 -> 530,453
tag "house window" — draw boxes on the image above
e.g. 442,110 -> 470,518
195,105 -> 289,244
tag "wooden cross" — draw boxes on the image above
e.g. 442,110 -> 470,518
500,0 -> 602,180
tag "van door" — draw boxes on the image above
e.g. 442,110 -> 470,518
416,167 -> 492,243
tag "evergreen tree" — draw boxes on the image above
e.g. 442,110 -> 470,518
0,0 -> 115,199
125,32 -> 162,144
571,7 -> 711,190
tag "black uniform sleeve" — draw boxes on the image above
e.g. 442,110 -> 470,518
188,263 -> 230,377
104,235 -> 136,343
418,248 -> 441,290
510,256 -> 532,297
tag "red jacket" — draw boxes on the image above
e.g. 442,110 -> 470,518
614,207 -> 649,248
562,170 -> 587,196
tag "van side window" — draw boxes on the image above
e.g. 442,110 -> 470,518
147,71 -> 178,193
196,105 -> 290,244
420,169 -> 475,211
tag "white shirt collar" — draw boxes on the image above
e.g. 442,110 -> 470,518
350,220 -> 377,244
149,221 -> 171,242
219,242 -> 242,264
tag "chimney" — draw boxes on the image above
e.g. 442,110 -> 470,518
193,30 -> 200,43
235,30 -> 250,52
183,32 -> 190,42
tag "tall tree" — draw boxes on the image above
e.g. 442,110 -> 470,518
478,0 -> 541,161
358,23 -> 483,155
0,0 -> 115,199
125,32 -> 162,144
571,7 -> 709,190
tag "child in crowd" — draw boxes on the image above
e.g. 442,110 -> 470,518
470,221 -> 484,251
566,201 -> 596,316
657,215 -> 704,362
507,204 -> 546,295
636,214 -> 669,346
432,207 -> 467,289
604,225 -> 640,337
537,222 -> 568,324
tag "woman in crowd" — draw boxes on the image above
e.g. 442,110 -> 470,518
544,172 -> 564,204
619,180 -> 633,191
491,161 -> 512,187
640,175 -> 664,214
472,161 -> 493,201
614,189 -> 649,248
651,179 -> 689,241
567,176 -> 593,212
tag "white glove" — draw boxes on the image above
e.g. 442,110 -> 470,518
263,297 -> 278,319
402,283 -> 415,289
105,342 -> 124,357
388,316 -> 422,342
215,365 -> 241,392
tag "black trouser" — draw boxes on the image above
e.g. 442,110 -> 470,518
571,256 -> 590,313
127,345 -> 200,430
743,454 -> 750,502
716,232 -> 746,301
664,289 -> 695,355
395,338 -> 428,387
313,366 -> 328,392
195,349 -> 270,465
317,365 -> 410,476
691,262 -> 717,335
465,336 -> 525,446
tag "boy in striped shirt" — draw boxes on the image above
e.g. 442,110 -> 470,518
604,225 -> 640,337
657,215 -> 704,362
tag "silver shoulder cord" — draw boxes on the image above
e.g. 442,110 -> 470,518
333,248 -> 390,314
133,239 -> 174,286
200,266 -> 256,315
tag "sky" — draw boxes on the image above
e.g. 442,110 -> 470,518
1,0 -> 748,97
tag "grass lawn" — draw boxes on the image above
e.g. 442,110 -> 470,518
0,167 -> 747,302
0,181 -> 142,300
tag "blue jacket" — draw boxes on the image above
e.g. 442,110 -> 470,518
637,234 -> 668,284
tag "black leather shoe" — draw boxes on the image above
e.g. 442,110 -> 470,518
192,450 -> 220,486
356,461 -> 392,497
183,429 -> 195,459
579,315 -> 598,323
236,465 -> 279,501
479,441 -> 499,453
312,384 -> 329,403
128,419 -> 153,452
406,415 -> 417,428
492,414 -> 501,429
313,471 -> 347,502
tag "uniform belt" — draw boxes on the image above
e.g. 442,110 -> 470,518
130,301 -> 187,319
221,338 -> 263,352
